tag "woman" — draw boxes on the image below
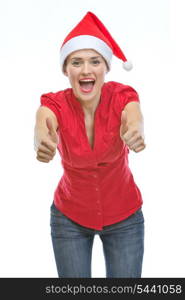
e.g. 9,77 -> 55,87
34,11 -> 146,278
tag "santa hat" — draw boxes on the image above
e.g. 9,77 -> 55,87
59,11 -> 133,72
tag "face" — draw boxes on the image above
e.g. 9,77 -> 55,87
63,49 -> 108,103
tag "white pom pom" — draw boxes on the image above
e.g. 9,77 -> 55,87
123,60 -> 133,71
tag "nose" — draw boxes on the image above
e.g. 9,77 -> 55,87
81,62 -> 91,75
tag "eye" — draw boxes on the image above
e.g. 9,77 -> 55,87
72,61 -> 81,66
91,60 -> 100,65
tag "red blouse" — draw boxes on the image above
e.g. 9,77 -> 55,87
40,81 -> 143,230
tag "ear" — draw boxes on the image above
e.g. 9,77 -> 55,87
63,58 -> 68,76
105,63 -> 109,74
63,67 -> 68,77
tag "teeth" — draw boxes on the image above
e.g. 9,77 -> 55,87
79,79 -> 95,82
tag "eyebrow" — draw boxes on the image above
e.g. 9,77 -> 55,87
71,56 -> 101,60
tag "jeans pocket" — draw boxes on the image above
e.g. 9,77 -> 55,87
50,202 -> 68,233
134,207 -> 144,222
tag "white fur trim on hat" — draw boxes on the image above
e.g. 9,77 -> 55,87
59,35 -> 113,72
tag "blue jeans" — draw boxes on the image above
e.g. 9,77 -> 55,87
50,202 -> 144,278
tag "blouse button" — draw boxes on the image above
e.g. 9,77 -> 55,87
95,187 -> 99,191
97,212 -> 101,215
93,174 -> 97,178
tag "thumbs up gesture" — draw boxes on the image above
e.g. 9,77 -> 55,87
120,110 -> 146,153
35,117 -> 59,163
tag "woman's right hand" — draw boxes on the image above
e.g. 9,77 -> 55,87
34,117 -> 59,163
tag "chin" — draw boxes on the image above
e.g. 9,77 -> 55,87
76,88 -> 97,101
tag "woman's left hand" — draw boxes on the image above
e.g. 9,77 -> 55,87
120,110 -> 146,153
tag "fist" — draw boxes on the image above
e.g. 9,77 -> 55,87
35,117 -> 59,163
120,110 -> 146,153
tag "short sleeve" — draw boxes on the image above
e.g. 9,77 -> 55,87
117,84 -> 140,111
40,92 -> 62,125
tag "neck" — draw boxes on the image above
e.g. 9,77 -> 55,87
78,93 -> 101,116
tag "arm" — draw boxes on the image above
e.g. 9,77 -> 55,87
35,106 -> 59,132
123,101 -> 143,126
120,101 -> 146,153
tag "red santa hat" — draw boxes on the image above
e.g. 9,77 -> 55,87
59,11 -> 133,72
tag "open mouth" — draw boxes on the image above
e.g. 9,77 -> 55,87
79,79 -> 95,93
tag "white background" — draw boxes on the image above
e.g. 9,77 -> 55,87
0,0 -> 185,277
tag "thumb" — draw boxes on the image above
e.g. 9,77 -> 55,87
46,117 -> 59,144
120,110 -> 128,136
